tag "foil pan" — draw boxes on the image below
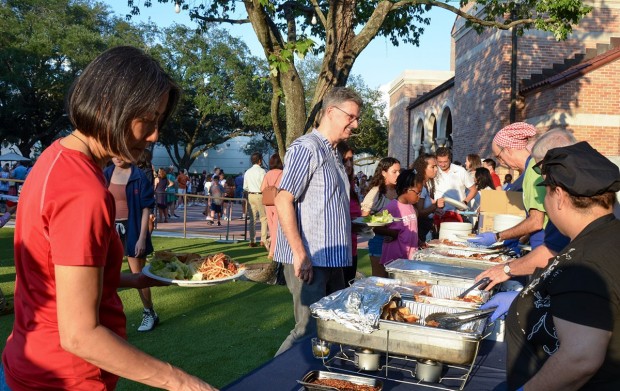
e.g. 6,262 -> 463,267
386,259 -> 480,287
298,370 -> 383,391
408,285 -> 491,309
310,283 -> 401,334
412,248 -> 512,270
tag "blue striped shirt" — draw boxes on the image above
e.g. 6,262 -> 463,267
274,130 -> 352,267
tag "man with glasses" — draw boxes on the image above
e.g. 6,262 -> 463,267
273,87 -> 362,355
470,122 -> 548,250
475,128 -> 576,291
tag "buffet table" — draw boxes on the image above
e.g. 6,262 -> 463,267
222,336 -> 508,391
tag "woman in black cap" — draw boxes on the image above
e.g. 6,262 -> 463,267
500,141 -> 620,390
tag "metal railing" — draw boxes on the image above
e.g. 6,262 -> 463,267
154,190 -> 250,241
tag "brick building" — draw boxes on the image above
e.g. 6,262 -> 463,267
388,0 -> 620,169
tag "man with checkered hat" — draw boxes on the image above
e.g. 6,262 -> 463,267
469,122 -> 548,250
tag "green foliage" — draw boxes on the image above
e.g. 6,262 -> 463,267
297,57 -> 388,158
148,24 -> 272,171
0,0 -> 142,156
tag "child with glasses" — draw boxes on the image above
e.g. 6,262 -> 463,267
374,169 -> 424,266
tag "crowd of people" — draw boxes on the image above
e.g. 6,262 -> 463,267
2,44 -> 619,391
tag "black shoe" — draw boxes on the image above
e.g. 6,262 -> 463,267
217,221 -> 222,226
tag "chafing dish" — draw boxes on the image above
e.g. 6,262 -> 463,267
317,300 -> 487,365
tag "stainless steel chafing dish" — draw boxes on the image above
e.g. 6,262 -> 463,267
317,300 -> 488,365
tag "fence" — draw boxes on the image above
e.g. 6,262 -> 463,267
154,191 -> 251,241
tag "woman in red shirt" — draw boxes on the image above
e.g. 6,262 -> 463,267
2,46 -> 216,391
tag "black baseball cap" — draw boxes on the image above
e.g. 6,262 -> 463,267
534,141 -> 620,197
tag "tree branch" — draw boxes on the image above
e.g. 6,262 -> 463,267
393,0 -> 538,30
190,13 -> 250,25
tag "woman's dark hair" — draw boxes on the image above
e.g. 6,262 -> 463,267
137,149 -> 152,169
336,141 -> 359,202
412,153 -> 437,199
368,157 -> 400,195
251,152 -> 263,165
395,169 -> 425,197
268,153 -> 283,170
504,173 -> 513,184
475,167 -> 496,190
548,185 -> 617,210
66,46 -> 181,163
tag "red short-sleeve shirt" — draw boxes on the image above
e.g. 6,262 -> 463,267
3,140 -> 126,390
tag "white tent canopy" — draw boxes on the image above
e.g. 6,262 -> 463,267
0,152 -> 30,162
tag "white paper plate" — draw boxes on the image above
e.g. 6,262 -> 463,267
443,197 -> 469,211
142,264 -> 245,287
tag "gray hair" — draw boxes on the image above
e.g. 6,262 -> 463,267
321,87 -> 363,109
314,87 -> 363,127
531,128 -> 577,161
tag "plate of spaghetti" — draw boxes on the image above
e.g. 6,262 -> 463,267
143,252 -> 245,287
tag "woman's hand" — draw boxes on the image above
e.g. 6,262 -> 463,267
134,237 -> 147,258
435,198 -> 445,209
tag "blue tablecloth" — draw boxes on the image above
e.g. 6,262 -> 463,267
223,336 -> 508,391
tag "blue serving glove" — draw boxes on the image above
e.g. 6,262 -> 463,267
503,239 -> 522,257
480,291 -> 519,322
467,232 -> 498,247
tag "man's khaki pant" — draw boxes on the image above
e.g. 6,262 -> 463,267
247,193 -> 268,243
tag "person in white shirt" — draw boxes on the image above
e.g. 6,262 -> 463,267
243,153 -> 268,247
435,147 -> 478,210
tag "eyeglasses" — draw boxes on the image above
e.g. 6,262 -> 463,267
408,188 -> 421,195
332,106 -> 361,123
495,146 -> 505,161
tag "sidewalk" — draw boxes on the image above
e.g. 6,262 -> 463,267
154,202 -> 250,241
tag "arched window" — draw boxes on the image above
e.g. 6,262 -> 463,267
416,119 -> 425,158
429,114 -> 437,151
440,107 -> 453,148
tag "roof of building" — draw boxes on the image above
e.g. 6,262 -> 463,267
406,77 -> 455,110
520,45 -> 620,95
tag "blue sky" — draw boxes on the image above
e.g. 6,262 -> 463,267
108,2 -> 455,90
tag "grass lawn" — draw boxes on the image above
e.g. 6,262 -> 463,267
0,229 -> 370,389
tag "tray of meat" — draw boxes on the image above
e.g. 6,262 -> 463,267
298,370 -> 383,391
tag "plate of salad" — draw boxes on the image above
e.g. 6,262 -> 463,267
142,252 -> 245,287
353,210 -> 395,227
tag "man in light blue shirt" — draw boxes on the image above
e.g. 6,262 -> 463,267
274,87 -> 362,355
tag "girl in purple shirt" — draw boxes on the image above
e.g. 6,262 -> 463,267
375,170 -> 423,265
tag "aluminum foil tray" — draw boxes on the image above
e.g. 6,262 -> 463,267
412,248 -> 511,270
317,300 -> 487,365
299,370 -> 383,391
408,285 -> 491,309
386,259 -> 480,287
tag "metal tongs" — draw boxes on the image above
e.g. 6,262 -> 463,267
457,277 -> 491,299
425,307 -> 496,330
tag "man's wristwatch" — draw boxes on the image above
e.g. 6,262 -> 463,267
503,262 -> 513,277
